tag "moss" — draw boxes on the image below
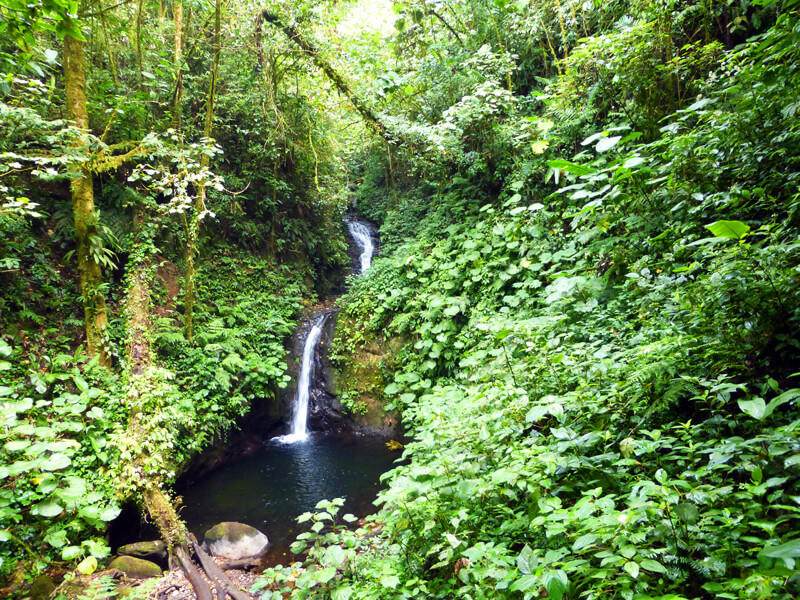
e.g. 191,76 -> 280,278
331,313 -> 401,433
107,556 -> 162,579
117,540 -> 166,559
203,521 -> 260,544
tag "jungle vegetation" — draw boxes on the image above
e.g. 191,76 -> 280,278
1,0 -> 800,599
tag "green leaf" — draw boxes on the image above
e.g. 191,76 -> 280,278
517,544 -> 536,574
380,575 -> 400,589
738,397 -> 766,420
5,440 -> 30,452
45,529 -> 68,548
640,559 -> 668,573
99,505 -> 121,522
331,587 -> 353,600
674,503 -> 699,524
43,453 -> 71,471
61,546 -> 81,560
543,571 -> 567,600
34,501 -> 63,518
572,533 -> 598,552
596,136 -> 622,152
704,220 -> 750,240
323,545 -> 346,568
762,539 -> 800,559
317,566 -> 336,584
547,159 -> 597,176
510,574 -> 538,592
624,561 -> 640,579
76,556 -> 97,575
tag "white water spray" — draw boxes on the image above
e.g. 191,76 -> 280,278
275,313 -> 328,444
347,220 -> 374,273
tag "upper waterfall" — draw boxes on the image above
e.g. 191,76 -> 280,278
347,220 -> 375,273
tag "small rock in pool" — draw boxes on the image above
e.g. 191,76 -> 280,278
108,555 -> 163,579
202,521 -> 270,559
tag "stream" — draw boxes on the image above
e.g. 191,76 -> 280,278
165,216 -> 388,563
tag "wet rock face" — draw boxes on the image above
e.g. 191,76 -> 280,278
202,522 -> 270,560
108,555 -> 163,579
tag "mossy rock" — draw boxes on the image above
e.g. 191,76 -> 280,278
117,540 -> 166,561
331,315 -> 402,435
29,574 -> 56,600
203,522 -> 269,559
107,555 -> 163,579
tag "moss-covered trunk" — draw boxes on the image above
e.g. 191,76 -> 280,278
184,0 -> 220,340
122,251 -> 251,599
173,1 -> 184,127
64,33 -> 110,366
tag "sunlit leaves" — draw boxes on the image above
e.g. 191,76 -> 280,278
705,220 -> 750,240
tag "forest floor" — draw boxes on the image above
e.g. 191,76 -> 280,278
143,561 -> 256,600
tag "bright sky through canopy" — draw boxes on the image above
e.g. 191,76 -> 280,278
337,0 -> 395,38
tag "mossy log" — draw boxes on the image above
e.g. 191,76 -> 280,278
257,9 -> 390,140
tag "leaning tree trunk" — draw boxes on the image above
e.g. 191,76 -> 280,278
123,254 -> 251,600
64,33 -> 110,366
258,9 -> 390,141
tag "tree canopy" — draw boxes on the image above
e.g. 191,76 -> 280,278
1,0 -> 800,598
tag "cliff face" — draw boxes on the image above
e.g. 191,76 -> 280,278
327,312 -> 403,437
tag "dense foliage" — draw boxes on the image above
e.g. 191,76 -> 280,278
254,1 -> 800,599
0,0 -> 359,593
2,0 -> 800,598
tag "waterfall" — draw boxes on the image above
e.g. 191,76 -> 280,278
275,313 -> 328,444
347,220 -> 374,273
276,219 -> 376,444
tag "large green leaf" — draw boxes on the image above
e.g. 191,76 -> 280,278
704,220 -> 750,240
762,539 -> 800,559
547,159 -> 597,176
42,453 -> 71,471
596,136 -> 622,152
34,501 -> 63,518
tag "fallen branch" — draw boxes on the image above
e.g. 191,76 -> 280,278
193,541 -> 252,600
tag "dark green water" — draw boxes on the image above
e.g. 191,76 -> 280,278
178,433 -> 398,564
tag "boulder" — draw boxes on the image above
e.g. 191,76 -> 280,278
29,574 -> 56,600
202,522 -> 269,560
117,540 -> 167,562
107,555 -> 163,579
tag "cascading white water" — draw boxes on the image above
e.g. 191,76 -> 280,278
275,313 -> 328,444
347,220 -> 374,273
276,220 -> 375,444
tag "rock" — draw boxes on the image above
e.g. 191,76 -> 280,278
117,540 -> 167,561
202,522 -> 269,560
107,555 -> 163,579
29,574 -> 56,600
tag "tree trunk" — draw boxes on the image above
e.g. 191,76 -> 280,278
136,0 -> 145,88
184,0 -> 220,339
124,251 -> 251,600
64,33 -> 110,366
173,1 -> 183,127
